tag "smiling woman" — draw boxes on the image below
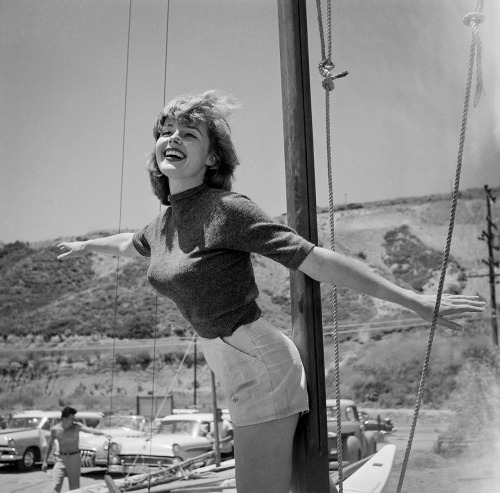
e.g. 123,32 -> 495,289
147,91 -> 241,204
55,87 -> 485,493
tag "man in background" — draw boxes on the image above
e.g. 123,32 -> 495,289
42,406 -> 108,492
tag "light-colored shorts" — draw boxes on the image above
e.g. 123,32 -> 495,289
199,318 -> 309,426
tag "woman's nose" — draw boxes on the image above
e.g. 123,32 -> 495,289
169,133 -> 181,145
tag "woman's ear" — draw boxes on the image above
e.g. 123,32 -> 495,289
207,153 -> 219,169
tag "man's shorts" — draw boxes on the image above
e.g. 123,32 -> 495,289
200,318 -> 309,426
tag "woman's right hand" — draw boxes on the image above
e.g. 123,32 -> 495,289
41,461 -> 48,472
56,241 -> 87,260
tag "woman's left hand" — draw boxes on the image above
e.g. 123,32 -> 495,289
411,293 -> 485,331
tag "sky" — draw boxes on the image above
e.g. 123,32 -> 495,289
1,0 -> 499,244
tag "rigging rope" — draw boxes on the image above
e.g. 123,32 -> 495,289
315,1 -> 348,490
107,0 -> 133,464
105,1 -> 172,486
145,1 -> 171,490
316,1 -> 485,491
125,332 -> 197,482
396,1 -> 485,491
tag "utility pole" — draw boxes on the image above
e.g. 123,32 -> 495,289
477,185 -> 499,346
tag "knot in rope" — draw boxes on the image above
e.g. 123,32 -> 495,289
463,12 -> 485,25
318,58 -> 349,91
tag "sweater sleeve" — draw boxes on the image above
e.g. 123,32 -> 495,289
132,223 -> 153,257
218,193 -> 315,270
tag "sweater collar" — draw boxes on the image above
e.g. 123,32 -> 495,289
169,183 -> 209,206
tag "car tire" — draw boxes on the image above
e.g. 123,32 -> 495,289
18,447 -> 38,472
365,434 -> 377,456
343,436 -> 362,465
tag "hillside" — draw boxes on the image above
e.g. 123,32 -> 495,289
0,187 -> 498,412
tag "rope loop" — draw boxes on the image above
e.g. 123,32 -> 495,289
319,58 -> 336,91
463,12 -> 485,25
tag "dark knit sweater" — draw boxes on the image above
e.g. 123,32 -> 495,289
132,184 -> 315,338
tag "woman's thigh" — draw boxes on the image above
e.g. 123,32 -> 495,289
233,413 -> 299,493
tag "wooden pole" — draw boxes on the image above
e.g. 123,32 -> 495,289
194,335 -> 198,406
277,1 -> 330,492
211,370 -> 221,466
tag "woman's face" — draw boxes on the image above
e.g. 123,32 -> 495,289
155,118 -> 212,187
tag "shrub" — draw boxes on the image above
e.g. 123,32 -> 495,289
115,353 -> 130,371
135,351 -> 152,370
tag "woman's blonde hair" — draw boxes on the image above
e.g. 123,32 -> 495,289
147,90 -> 240,205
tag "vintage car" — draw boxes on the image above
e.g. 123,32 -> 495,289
0,409 -> 104,471
79,414 -> 150,468
359,411 -> 396,433
107,413 -> 222,474
325,399 -> 379,465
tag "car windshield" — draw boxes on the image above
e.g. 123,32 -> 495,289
9,417 -> 44,429
326,406 -> 337,418
103,416 -> 147,431
158,420 -> 207,437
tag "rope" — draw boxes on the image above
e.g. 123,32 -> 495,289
125,332 -> 197,482
396,2 -> 486,491
162,0 -> 171,107
107,0 -> 133,464
145,2 -> 170,490
315,0 -> 348,490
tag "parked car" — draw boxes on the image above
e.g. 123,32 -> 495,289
172,408 -> 200,415
325,399 -> 379,465
79,415 -> 150,468
359,411 -> 396,433
107,413 -> 223,474
0,410 -> 104,471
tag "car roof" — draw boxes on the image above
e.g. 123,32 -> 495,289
13,410 -> 104,418
325,399 -> 356,407
107,414 -> 148,419
160,413 -> 214,422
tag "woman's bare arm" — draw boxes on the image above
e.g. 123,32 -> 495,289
57,232 -> 140,260
298,246 -> 485,331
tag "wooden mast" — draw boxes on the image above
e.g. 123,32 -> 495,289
277,1 -> 330,492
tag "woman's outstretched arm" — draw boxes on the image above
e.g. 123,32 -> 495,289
57,232 -> 140,260
298,246 -> 485,331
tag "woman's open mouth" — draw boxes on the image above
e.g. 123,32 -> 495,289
163,148 -> 186,161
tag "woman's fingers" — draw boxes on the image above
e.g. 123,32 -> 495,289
415,294 -> 485,331
56,242 -> 82,260
436,316 -> 463,331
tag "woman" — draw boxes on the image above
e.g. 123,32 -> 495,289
57,90 -> 484,493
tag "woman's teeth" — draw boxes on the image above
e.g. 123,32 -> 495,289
164,149 -> 186,160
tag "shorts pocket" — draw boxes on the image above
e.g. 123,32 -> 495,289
218,339 -> 275,423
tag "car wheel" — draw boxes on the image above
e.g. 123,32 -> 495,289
365,434 -> 377,456
343,436 -> 362,465
18,447 -> 38,472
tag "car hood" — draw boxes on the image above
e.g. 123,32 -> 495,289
117,434 -> 206,455
80,428 -> 146,447
106,427 -> 147,437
